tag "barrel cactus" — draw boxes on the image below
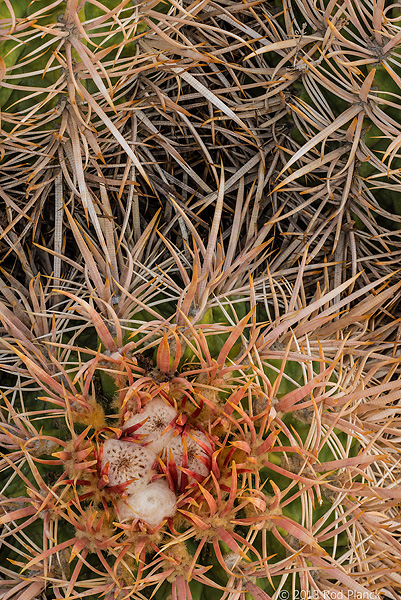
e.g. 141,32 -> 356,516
1,0 -> 401,598
0,214 -> 400,600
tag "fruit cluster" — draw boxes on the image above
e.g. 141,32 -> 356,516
100,396 -> 213,527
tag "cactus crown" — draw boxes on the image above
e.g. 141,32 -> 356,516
0,251 -> 399,600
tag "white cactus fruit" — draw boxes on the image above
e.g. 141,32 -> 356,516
123,397 -> 177,453
101,439 -> 156,493
118,480 -> 177,527
165,430 -> 212,484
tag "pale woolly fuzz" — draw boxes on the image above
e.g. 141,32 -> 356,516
123,397 -> 177,453
102,439 -> 156,493
118,480 -> 177,527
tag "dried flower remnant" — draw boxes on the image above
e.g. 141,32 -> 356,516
123,397 -> 177,452
118,480 -> 177,527
101,439 -> 156,493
